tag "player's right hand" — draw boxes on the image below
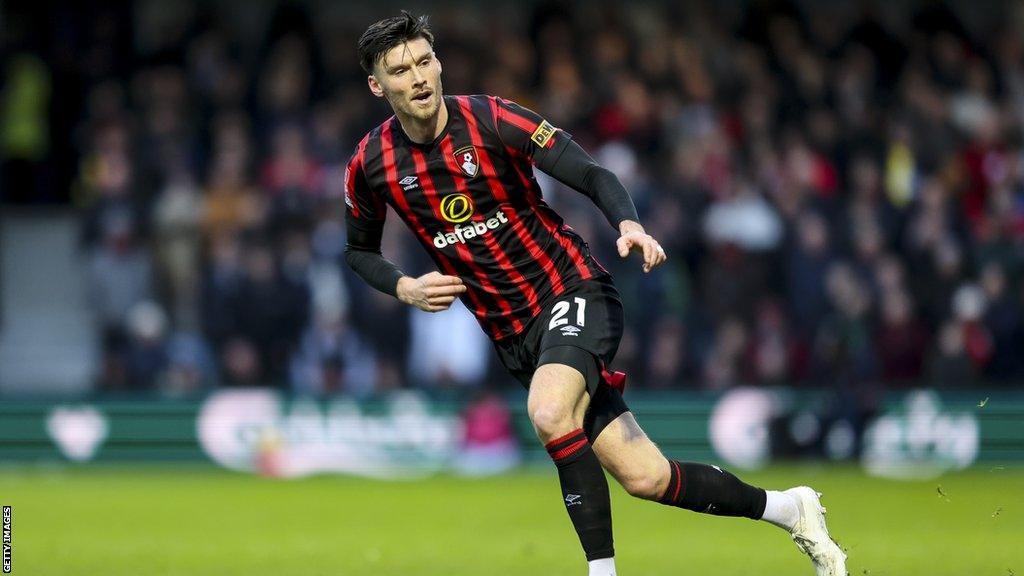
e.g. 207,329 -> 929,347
396,271 -> 467,313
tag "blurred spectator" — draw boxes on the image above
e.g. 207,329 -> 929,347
124,301 -> 169,389
979,263 -> 1023,380
86,212 -> 154,390
231,242 -> 309,384
644,317 -> 690,387
744,299 -> 798,385
161,331 -> 219,395
408,300 -> 490,389
699,243 -> 770,325
200,232 -> 244,344
454,391 -> 521,476
927,320 -> 976,387
703,317 -> 748,389
873,290 -> 929,385
79,123 -> 147,247
1,54 -> 52,203
201,111 -> 266,238
810,262 -> 877,387
220,337 -> 265,386
261,122 -> 324,234
951,283 -> 994,372
152,173 -> 202,327
785,210 -> 835,338
289,303 -> 377,397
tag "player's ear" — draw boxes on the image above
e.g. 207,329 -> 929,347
367,75 -> 385,98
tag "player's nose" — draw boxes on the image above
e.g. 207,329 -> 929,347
410,65 -> 426,85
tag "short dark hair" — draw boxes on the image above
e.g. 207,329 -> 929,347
357,11 -> 435,74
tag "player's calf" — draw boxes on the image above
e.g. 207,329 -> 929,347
619,472 -> 664,500
593,414 -> 783,521
591,414 -> 671,500
657,460 -> 767,519
615,459 -> 668,500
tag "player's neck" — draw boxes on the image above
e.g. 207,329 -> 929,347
396,98 -> 449,144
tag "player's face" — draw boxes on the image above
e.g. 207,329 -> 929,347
369,38 -> 443,123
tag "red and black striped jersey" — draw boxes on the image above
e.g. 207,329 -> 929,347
345,94 -> 608,341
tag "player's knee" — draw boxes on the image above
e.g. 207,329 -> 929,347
528,404 -> 575,441
621,472 -> 663,500
619,462 -> 669,500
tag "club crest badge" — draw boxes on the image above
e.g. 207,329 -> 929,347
454,145 -> 479,178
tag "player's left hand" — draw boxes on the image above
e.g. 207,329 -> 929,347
617,221 -> 667,273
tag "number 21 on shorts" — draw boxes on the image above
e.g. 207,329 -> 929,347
549,297 -> 586,331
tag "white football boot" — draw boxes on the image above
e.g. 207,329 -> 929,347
785,486 -> 847,576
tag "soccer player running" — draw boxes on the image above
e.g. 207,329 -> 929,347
345,12 -> 847,576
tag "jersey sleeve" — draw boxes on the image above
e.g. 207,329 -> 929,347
344,151 -> 386,228
492,97 -> 572,167
492,97 -> 639,229
343,147 -> 406,296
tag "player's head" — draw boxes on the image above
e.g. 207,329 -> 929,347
358,11 -> 443,122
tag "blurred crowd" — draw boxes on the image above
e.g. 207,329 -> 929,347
25,1 -> 1024,395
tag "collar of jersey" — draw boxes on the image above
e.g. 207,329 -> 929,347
392,96 -> 454,150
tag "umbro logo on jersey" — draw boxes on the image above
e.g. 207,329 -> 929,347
565,494 -> 582,507
560,325 -> 582,337
399,176 -> 419,190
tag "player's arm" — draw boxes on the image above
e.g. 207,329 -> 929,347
493,98 -> 666,273
344,155 -> 465,311
540,142 -> 666,273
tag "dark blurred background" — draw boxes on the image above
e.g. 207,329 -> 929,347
1,0 -> 1022,402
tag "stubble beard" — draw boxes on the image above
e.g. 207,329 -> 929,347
392,80 -> 443,123
409,95 -> 440,121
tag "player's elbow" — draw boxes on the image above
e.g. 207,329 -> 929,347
344,244 -> 379,270
584,164 -> 619,195
343,245 -> 358,269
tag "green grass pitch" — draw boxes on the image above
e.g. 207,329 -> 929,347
1,463 -> 1021,575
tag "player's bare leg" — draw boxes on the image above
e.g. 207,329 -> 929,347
527,363 -> 590,444
592,411 -> 847,575
590,412 -> 669,499
528,363 -> 616,576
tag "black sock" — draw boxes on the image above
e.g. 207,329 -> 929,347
545,428 -> 614,561
658,460 -> 767,519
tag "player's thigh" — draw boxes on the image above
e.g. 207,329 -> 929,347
527,363 -> 591,433
592,412 -> 669,497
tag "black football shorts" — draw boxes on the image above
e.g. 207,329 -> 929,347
494,274 -> 623,391
493,275 -> 629,438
